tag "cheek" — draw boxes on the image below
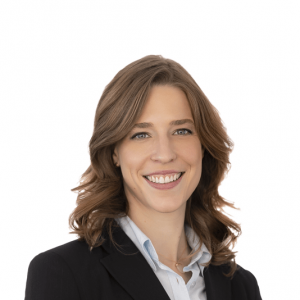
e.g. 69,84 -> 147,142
179,142 -> 203,186
179,141 -> 203,167
121,145 -> 143,168
119,145 -> 146,185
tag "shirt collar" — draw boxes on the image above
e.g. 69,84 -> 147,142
184,223 -> 212,276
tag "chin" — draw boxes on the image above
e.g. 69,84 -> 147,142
150,198 -> 185,213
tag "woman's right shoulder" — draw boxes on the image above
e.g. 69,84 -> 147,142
25,239 -> 108,299
29,239 -> 85,263
25,240 -> 88,300
28,238 -> 106,267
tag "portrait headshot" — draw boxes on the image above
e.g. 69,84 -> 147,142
1,1 -> 299,300
23,55 -> 262,299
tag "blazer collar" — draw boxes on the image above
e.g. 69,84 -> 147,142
99,219 -> 231,300
99,220 -> 170,300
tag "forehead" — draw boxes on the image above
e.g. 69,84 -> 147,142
137,85 -> 193,123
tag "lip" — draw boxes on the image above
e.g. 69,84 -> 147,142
143,172 -> 185,190
144,169 -> 183,176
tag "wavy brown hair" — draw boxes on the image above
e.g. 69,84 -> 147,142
69,54 -> 242,278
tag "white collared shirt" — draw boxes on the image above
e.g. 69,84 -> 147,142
114,215 -> 212,300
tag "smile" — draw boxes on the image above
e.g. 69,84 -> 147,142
143,172 -> 185,190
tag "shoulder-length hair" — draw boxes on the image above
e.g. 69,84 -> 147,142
69,54 -> 241,278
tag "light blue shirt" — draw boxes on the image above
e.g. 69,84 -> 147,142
114,215 -> 212,300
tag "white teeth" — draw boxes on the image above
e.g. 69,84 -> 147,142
146,172 -> 182,184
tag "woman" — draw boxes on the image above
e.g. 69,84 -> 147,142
25,55 -> 262,300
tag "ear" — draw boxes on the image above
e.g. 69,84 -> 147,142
112,147 -> 119,165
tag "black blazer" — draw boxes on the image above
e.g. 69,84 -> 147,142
25,221 -> 262,300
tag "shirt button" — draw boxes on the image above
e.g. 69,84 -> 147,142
191,281 -> 196,288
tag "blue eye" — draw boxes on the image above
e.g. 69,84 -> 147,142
131,132 -> 150,140
175,129 -> 192,136
130,128 -> 193,140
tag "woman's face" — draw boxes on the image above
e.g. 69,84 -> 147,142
113,85 -> 204,215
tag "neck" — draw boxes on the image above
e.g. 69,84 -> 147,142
127,202 -> 191,263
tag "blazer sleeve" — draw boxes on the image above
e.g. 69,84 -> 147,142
25,251 -> 81,300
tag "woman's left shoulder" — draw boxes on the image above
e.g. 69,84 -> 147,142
230,264 -> 262,299
231,264 -> 259,283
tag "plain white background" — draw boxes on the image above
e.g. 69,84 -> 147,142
1,1 -> 299,299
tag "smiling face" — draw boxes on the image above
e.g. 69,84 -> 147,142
113,84 -> 205,216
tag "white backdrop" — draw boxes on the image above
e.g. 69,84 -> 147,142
1,1 -> 299,299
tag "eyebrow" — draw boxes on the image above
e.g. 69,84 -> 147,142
132,119 -> 194,129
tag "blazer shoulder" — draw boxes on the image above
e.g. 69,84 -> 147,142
25,246 -> 81,300
27,239 -> 87,266
48,239 -> 90,256
232,264 -> 259,285
27,238 -> 107,275
231,264 -> 262,300
25,239 -> 108,300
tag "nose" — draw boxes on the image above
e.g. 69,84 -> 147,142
150,135 -> 176,164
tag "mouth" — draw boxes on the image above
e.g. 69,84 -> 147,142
142,172 -> 185,190
143,172 -> 185,184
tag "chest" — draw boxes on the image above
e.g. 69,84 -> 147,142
181,271 -> 193,285
168,266 -> 193,285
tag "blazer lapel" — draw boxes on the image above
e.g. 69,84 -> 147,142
203,264 -> 231,300
99,220 -> 171,300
